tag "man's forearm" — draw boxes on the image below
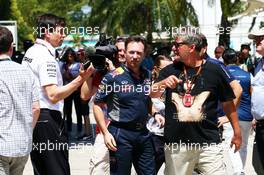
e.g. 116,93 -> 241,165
93,102 -> 109,135
44,75 -> 87,104
150,81 -> 166,98
222,101 -> 241,135
80,77 -> 93,100
230,80 -> 242,108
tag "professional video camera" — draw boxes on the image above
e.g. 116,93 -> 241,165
94,33 -> 118,61
83,33 -> 118,71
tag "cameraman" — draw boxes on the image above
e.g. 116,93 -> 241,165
22,13 -> 94,175
81,37 -> 126,175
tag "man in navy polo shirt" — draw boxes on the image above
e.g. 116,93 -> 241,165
222,48 -> 253,172
93,36 -> 155,175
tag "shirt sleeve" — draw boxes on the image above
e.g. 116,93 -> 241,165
39,60 -> 58,87
217,62 -> 235,83
217,66 -> 235,102
94,73 -> 114,103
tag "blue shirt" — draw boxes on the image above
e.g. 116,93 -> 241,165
227,65 -> 253,121
94,65 -> 152,123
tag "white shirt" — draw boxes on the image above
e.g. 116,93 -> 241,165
22,39 -> 63,113
0,56 -> 39,156
251,58 -> 264,120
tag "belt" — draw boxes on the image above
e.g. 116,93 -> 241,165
110,121 -> 147,131
40,108 -> 65,135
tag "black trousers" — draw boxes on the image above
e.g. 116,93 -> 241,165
64,90 -> 82,132
30,109 -> 70,175
254,122 -> 264,174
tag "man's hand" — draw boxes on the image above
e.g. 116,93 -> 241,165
154,114 -> 165,128
252,118 -> 256,130
217,116 -> 229,127
106,58 -> 115,71
162,75 -> 182,89
230,132 -> 242,153
103,132 -> 117,152
79,63 -> 95,79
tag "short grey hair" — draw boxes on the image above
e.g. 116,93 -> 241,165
174,25 -> 203,52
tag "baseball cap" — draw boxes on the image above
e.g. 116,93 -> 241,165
248,28 -> 264,39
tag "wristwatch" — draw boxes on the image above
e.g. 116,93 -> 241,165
153,112 -> 161,117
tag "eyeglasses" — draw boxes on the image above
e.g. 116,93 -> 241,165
172,41 -> 189,48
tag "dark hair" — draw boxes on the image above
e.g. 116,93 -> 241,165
240,44 -> 251,51
152,55 -> 170,80
125,35 -> 147,52
222,48 -> 238,65
214,46 -> 225,54
36,13 -> 66,39
0,26 -> 13,54
199,33 -> 208,48
115,37 -> 126,43
61,47 -> 78,63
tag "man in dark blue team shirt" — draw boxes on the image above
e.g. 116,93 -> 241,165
93,36 -> 155,175
222,48 -> 253,173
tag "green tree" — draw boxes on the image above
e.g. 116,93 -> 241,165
219,0 -> 246,48
87,0 -> 199,43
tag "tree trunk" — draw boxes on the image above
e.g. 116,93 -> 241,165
218,14 -> 231,48
0,0 -> 11,20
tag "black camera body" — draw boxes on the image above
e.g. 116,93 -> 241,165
83,54 -> 106,71
83,33 -> 117,72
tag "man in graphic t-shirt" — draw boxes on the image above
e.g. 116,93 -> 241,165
150,26 -> 241,175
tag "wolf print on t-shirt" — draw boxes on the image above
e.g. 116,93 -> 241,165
171,91 -> 210,122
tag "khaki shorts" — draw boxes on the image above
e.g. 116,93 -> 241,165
0,155 -> 28,175
164,142 -> 226,175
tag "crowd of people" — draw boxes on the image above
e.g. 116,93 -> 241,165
1,13 -> 264,175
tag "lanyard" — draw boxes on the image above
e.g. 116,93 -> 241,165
0,58 -> 10,62
183,59 -> 203,94
35,42 -> 55,58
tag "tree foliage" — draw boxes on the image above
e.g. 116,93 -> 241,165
87,0 -> 199,43
219,0 -> 246,48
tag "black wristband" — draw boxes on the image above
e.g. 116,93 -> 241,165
153,112 -> 161,117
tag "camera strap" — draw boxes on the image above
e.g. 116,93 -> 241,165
182,60 -> 204,107
0,58 -> 10,62
35,42 -> 55,58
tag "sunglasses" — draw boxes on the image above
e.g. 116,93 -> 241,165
172,41 -> 189,48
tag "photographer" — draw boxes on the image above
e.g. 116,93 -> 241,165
81,37 -> 126,175
22,13 -> 94,175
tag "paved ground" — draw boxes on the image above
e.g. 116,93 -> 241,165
24,104 -> 257,175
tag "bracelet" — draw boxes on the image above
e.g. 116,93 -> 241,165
153,112 -> 161,117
